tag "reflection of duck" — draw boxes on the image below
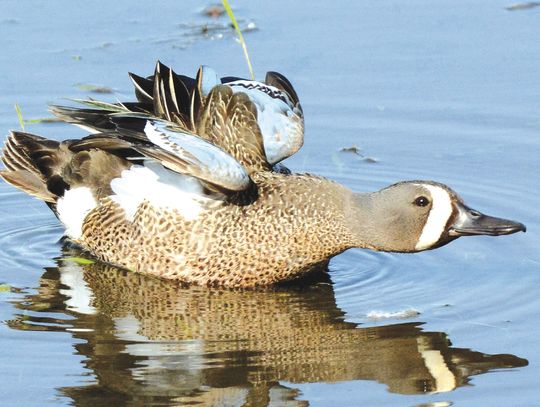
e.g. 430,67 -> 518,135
0,63 -> 525,287
8,249 -> 527,405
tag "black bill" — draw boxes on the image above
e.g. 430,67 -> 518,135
449,203 -> 526,237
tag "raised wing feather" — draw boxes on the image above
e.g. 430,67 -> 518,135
225,78 -> 304,164
49,63 -> 303,189
194,85 -> 271,174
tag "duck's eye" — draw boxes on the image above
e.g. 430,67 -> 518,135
414,196 -> 430,207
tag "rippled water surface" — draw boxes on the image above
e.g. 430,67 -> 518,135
1,1 -> 539,406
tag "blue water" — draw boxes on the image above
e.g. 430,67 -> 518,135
0,1 -> 539,406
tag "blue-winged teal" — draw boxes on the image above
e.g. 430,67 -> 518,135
0,63 -> 526,287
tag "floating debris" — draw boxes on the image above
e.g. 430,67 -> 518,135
75,83 -> 114,94
245,21 -> 257,31
505,2 -> 540,10
149,4 -> 257,50
202,4 -> 226,18
340,145 -> 362,155
178,19 -> 257,42
339,145 -> 378,163
366,309 -> 421,320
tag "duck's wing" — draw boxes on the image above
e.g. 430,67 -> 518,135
53,79 -> 272,180
97,78 -> 270,184
53,63 -> 303,166
105,90 -> 269,180
107,116 -> 252,192
191,84 -> 271,174
222,72 -> 304,165
50,101 -> 152,134
50,63 -> 300,180
148,62 -> 193,128
129,63 -> 304,165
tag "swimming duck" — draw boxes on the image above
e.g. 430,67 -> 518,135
0,62 -> 526,287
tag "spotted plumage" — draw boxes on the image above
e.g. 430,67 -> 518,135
0,63 -> 526,287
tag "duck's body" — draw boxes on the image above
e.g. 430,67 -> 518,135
1,63 -> 525,287
81,171 -> 354,287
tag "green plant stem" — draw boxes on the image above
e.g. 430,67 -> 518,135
222,0 -> 255,80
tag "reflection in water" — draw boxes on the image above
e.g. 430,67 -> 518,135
8,248 -> 527,406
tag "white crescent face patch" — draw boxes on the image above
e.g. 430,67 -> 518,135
415,185 -> 454,251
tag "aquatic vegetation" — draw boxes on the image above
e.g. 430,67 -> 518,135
222,0 -> 255,79
14,104 -> 25,131
13,104 -> 59,127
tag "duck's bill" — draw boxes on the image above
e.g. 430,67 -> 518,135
449,203 -> 526,237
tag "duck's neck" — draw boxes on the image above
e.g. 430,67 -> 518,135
344,192 -> 382,250
343,192 -> 415,252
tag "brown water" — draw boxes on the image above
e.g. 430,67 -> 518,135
0,1 -> 539,406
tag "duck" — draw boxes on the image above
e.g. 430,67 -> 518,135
0,62 -> 526,288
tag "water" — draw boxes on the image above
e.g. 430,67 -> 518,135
0,0 -> 539,406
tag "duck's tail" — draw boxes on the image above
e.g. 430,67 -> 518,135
0,131 -> 65,203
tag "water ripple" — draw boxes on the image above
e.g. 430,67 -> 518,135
0,190 -> 62,272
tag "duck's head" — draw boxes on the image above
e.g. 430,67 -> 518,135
351,181 -> 526,253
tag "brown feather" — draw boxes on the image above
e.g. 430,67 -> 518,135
190,66 -> 205,131
265,71 -> 302,111
196,85 -> 271,174
1,131 -> 131,202
0,170 -> 56,202
62,149 -> 129,198
128,72 -> 154,104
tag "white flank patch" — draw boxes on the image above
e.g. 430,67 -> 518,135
415,185 -> 453,250
110,162 -> 217,221
417,337 -> 456,393
56,187 -> 97,239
